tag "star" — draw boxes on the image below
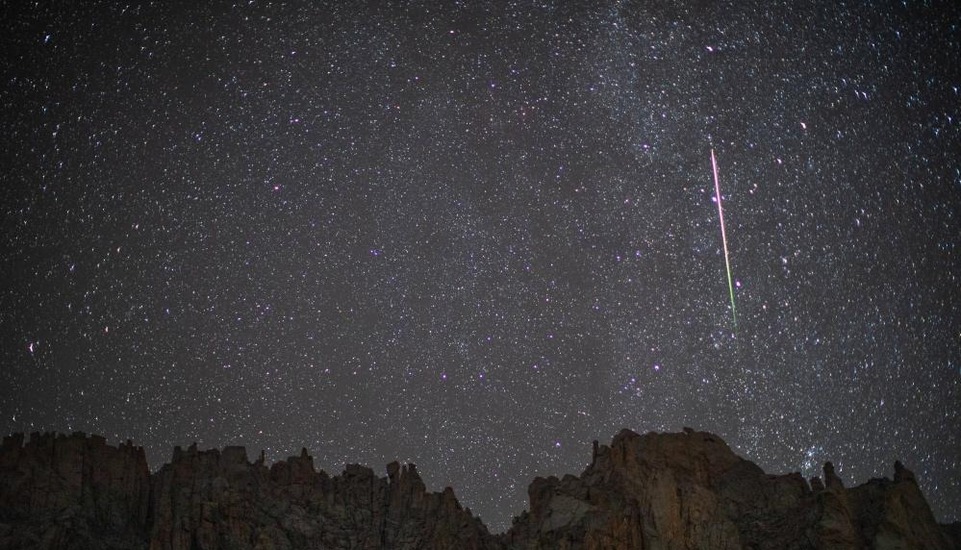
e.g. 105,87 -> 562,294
1,1 -> 959,533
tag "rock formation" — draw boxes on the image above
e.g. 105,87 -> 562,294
0,432 -> 150,549
146,444 -> 496,549
0,428 -> 957,549
503,429 -> 957,549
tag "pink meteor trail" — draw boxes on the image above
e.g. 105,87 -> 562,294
712,148 -> 738,328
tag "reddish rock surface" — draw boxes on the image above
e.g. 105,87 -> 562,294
0,429 -> 957,549
502,428 -> 957,549
146,444 -> 497,549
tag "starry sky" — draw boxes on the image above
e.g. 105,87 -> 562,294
2,1 -> 960,532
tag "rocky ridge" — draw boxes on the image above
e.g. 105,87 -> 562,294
504,428 -> 957,549
0,432 -> 149,548
0,429 -> 956,549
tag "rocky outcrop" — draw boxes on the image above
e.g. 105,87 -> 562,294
0,429 -> 957,549
146,444 -> 497,549
0,432 -> 150,549
944,522 -> 961,549
502,428 -> 957,549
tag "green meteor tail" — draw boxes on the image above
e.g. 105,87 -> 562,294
711,149 -> 737,329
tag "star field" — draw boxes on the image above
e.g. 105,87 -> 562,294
2,1 -> 960,532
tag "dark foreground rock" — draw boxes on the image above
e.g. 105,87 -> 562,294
503,428 -> 957,549
0,429 -> 956,549
146,444 -> 496,549
0,432 -> 149,549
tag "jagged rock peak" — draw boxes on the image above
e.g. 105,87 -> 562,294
148,440 -> 496,549
1,429 -> 957,549
504,428 -> 957,549
0,431 -> 151,549
823,460 -> 845,490
895,459 -> 917,483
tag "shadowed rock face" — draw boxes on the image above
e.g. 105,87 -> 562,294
146,444 -> 497,549
503,429 -> 957,550
0,433 -> 496,550
0,432 -> 150,549
0,429 -> 957,549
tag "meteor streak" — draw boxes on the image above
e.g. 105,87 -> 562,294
711,149 -> 737,328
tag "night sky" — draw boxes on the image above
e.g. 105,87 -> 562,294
2,1 -> 960,532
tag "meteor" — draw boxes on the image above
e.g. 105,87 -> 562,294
711,149 -> 737,328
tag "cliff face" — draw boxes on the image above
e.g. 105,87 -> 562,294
502,428 -> 956,550
0,429 -> 956,550
0,432 -> 150,549
146,444 -> 497,549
